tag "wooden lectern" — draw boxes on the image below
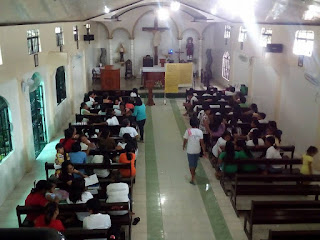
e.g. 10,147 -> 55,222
146,80 -> 155,106
100,65 -> 120,90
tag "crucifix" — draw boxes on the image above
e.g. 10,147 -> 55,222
142,16 -> 169,65
175,48 -> 184,62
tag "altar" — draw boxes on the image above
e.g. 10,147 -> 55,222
141,66 -> 165,87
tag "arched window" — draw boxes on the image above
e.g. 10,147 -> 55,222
260,28 -> 272,47
56,66 -> 67,105
222,52 -> 231,81
293,30 -> 314,57
0,97 -> 12,161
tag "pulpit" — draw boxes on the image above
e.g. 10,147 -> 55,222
146,80 -> 155,106
100,65 -> 120,90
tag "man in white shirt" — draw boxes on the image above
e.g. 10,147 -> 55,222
119,119 -> 138,139
106,183 -> 130,216
183,116 -> 207,185
83,198 -> 111,231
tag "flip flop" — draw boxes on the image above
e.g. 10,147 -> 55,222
132,217 -> 140,225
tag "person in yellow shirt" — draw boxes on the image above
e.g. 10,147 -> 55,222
300,146 -> 318,175
55,143 -> 70,178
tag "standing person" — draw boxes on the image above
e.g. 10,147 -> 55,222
132,97 -> 146,142
301,146 -> 318,175
198,105 -> 211,151
183,116 -> 207,185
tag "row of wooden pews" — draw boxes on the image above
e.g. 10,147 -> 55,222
185,88 -> 320,240
15,89 -> 140,240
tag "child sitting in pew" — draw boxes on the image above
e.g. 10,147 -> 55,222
262,136 -> 282,174
34,202 -> 65,232
83,198 -> 111,231
256,112 -> 267,123
212,131 -> 232,159
301,146 -> 318,175
55,143 -> 70,178
78,135 -> 96,154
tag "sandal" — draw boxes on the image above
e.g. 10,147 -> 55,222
132,217 -> 140,225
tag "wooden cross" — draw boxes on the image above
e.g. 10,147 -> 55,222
175,48 -> 184,62
142,16 -> 169,65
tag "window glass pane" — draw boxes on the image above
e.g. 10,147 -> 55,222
293,30 -> 314,56
0,97 -> 13,162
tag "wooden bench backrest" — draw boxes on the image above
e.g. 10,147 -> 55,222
16,202 -> 130,227
268,230 -> 320,240
235,174 -> 320,183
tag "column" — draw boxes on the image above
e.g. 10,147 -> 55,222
198,38 -> 203,77
109,37 -> 113,65
130,38 -> 135,75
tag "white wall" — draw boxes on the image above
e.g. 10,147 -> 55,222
0,21 -> 100,206
212,22 -> 320,156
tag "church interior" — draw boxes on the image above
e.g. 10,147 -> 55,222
1,0 -> 320,239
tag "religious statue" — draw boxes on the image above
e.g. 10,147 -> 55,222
205,49 -> 213,88
100,48 -> 107,66
186,37 -> 194,61
118,43 -> 126,63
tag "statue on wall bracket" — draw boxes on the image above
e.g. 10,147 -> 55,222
186,37 -> 194,62
118,43 -> 126,63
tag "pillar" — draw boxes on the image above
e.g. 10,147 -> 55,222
130,38 -> 134,75
109,37 -> 113,65
198,38 -> 203,77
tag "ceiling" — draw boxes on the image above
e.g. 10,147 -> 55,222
1,0 -> 320,26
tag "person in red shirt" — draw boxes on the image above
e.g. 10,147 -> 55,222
59,127 -> 78,153
34,202 -> 65,232
25,180 -> 51,222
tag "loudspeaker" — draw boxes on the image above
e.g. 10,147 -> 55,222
143,55 -> 153,67
266,44 -> 283,53
84,34 -> 94,41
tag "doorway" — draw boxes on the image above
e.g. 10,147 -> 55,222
30,84 -> 47,158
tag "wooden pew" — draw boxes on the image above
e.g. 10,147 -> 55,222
45,162 -> 133,200
75,114 -> 127,124
71,124 -> 121,136
243,200 -> 320,240
93,90 -> 133,97
267,230 -> 320,240
230,174 -> 320,215
16,202 -> 132,240
219,158 -> 302,193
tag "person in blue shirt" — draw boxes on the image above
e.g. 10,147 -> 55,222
69,142 -> 87,177
132,97 -> 146,142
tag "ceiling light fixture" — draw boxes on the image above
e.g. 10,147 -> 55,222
170,1 -> 180,11
104,6 -> 110,14
158,8 -> 169,20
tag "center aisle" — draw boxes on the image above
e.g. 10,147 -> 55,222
143,98 -> 216,240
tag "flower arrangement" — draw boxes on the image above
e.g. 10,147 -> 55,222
154,80 -> 164,89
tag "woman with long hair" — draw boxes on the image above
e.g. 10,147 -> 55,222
66,178 -> 93,221
59,161 -> 87,192
218,141 -> 238,174
236,140 -> 258,173
119,143 -> 136,178
34,202 -> 65,231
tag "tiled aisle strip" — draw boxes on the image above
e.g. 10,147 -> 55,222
145,105 -> 165,240
170,99 -> 234,240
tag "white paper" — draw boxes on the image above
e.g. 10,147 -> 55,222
84,174 -> 99,187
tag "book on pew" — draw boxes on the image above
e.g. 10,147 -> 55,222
54,164 -> 61,169
85,174 -> 99,187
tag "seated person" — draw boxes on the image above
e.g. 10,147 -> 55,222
130,88 -> 140,98
98,129 -> 116,151
264,136 -> 282,173
183,89 -> 197,115
236,140 -> 257,172
80,102 -> 97,117
106,109 -> 119,126
119,143 -> 136,178
119,119 -> 138,139
85,91 -> 98,108
69,142 -> 87,164
59,161 -> 87,192
119,102 -> 132,117
256,112 -> 267,123
83,198 -> 111,230
209,116 -> 226,138
243,103 -> 258,116
84,127 -> 98,139
59,127 -> 77,153
265,121 -> 281,145
25,180 -> 58,224
224,87 -> 236,96
79,135 -> 96,153
125,99 -> 135,111
217,141 -> 237,176
202,89 -> 212,97
106,182 -> 130,216
91,153 -> 112,178
116,133 -> 138,157
246,129 -> 264,158
67,178 -> 94,221
212,131 -> 232,159
102,93 -> 113,104
247,118 -> 260,138
34,202 -> 65,232
239,96 -> 249,108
